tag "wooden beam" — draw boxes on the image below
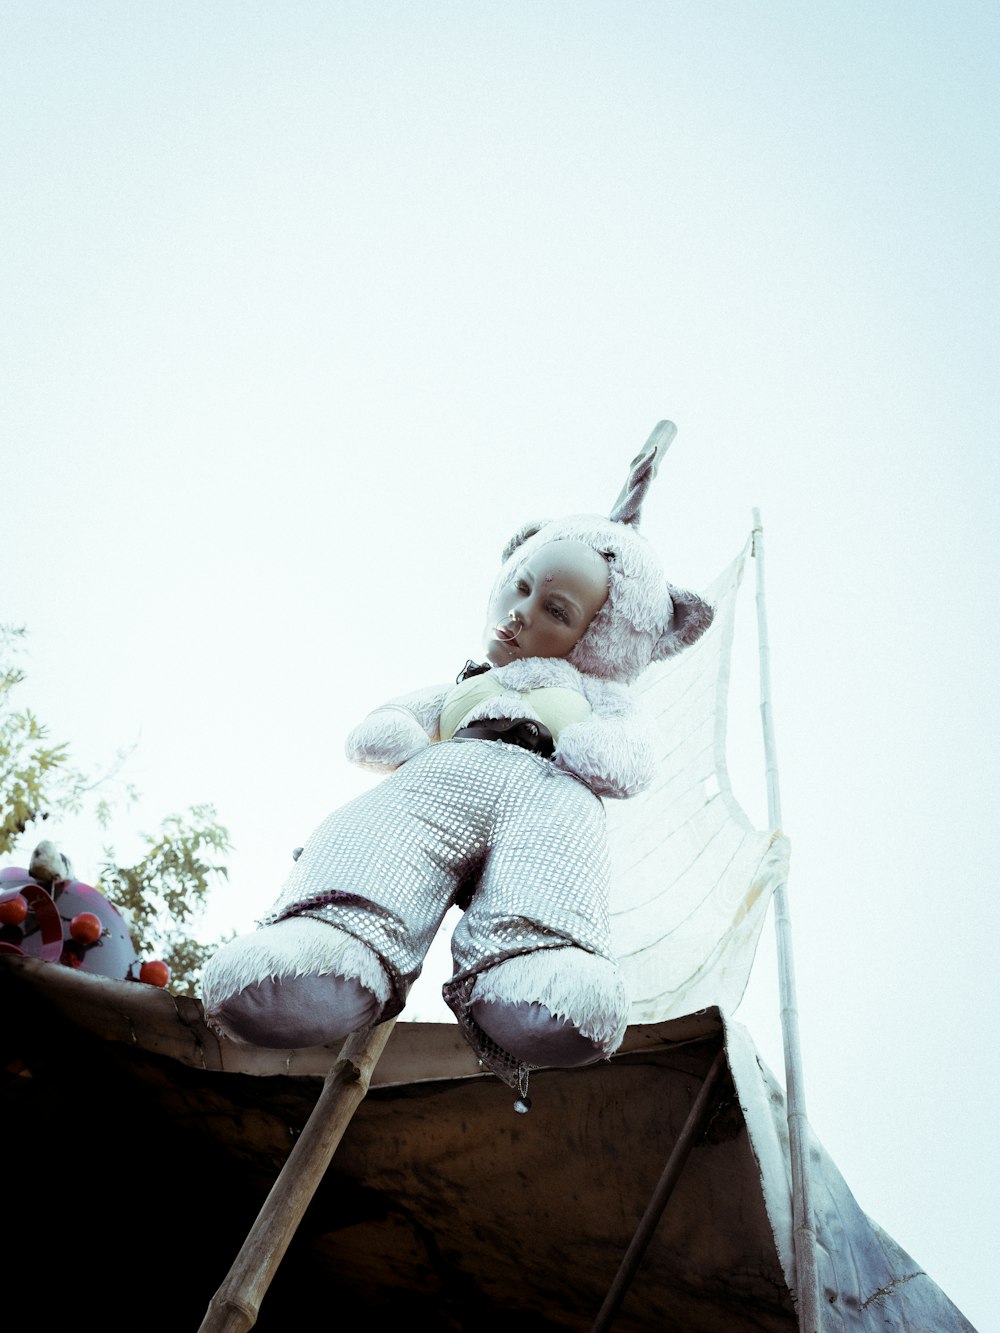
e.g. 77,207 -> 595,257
198,1018 -> 397,1333
590,1045 -> 728,1332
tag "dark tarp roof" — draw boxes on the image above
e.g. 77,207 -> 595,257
0,956 -> 977,1333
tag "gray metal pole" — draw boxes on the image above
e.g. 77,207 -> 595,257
752,509 -> 821,1333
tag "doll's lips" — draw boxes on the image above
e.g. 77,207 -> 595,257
494,623 -> 520,645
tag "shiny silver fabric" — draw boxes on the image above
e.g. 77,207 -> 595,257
260,737 -> 621,1084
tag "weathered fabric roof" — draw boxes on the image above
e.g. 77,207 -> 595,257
0,956 -> 976,1332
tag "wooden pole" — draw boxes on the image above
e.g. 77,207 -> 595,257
198,1018 -> 397,1333
590,1046 -> 728,1333
751,509 -> 821,1333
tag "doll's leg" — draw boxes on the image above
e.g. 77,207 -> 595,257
471,997 -> 608,1067
444,755 -> 629,1079
202,917 -> 391,1048
465,947 -> 628,1067
203,745 -> 490,1048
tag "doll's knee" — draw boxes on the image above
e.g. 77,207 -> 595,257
209,971 -> 383,1049
465,947 -> 630,1065
471,996 -> 607,1068
201,916 -> 393,1048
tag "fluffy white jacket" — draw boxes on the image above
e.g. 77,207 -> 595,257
345,656 -> 655,801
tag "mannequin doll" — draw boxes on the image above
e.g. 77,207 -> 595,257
201,422 -> 713,1101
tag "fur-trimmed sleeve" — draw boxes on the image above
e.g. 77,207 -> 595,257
345,683 -> 449,774
550,678 -> 655,799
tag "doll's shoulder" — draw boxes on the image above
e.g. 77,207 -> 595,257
385,680 -> 453,709
493,659 -> 637,719
492,657 -> 586,694
374,680 -> 453,732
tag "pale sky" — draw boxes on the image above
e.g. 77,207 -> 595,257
3,4 -> 998,1327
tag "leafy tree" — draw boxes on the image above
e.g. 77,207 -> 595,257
0,624 -> 231,995
0,625 -> 108,854
99,806 -> 232,997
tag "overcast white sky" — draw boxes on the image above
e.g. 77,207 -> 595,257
3,3 -> 998,1327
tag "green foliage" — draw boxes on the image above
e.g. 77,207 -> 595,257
0,626 -> 85,855
100,806 -> 234,997
1,624 -> 231,996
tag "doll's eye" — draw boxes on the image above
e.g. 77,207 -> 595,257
515,578 -> 530,593
549,604 -> 568,622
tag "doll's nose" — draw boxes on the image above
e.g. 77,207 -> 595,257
494,609 -> 526,643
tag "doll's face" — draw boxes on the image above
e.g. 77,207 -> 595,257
484,539 -> 610,666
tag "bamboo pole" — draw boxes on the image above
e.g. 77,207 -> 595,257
751,509 -> 821,1333
198,1018 -> 397,1333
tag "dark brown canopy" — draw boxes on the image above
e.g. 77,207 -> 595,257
0,955 -> 975,1333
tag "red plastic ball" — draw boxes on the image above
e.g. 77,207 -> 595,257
139,960 -> 170,988
0,894 -> 28,926
69,911 -> 102,944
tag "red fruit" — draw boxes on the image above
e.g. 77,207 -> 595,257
69,912 -> 102,944
139,960 -> 170,988
0,894 -> 28,926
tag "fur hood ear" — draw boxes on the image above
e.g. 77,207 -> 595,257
501,520 -> 550,564
487,422 -> 714,684
608,420 -> 675,526
652,586 -> 715,662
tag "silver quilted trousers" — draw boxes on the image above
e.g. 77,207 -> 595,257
260,737 -> 627,1086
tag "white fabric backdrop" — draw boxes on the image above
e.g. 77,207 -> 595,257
607,539 -> 791,1023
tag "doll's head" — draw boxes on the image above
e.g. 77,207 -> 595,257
487,422 -> 714,683
483,539 -> 610,667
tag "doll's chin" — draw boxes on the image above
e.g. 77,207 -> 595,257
485,638 -> 517,665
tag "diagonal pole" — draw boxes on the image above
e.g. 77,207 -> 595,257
752,509 -> 821,1333
590,1045 -> 728,1332
198,1018 -> 397,1333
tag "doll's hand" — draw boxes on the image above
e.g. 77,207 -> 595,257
345,706 -> 432,773
344,684 -> 448,774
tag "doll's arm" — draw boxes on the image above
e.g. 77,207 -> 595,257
345,683 -> 449,774
550,681 -> 655,799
